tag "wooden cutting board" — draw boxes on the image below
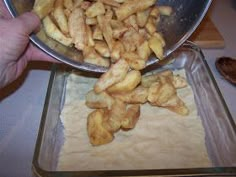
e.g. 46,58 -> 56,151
189,17 -> 225,48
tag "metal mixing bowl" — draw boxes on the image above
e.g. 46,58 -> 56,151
4,0 -> 212,73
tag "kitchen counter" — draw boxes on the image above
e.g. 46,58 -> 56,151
0,0 -> 236,177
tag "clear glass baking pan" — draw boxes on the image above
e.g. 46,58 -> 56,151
32,42 -> 236,177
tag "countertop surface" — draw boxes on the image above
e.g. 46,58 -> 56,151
0,1 -> 236,177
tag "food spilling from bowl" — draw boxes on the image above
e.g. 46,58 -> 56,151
33,0 -> 193,146
28,0 -> 214,147
31,0 -> 210,146
33,0 -> 172,70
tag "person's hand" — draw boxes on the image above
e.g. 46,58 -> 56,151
0,1 -> 57,88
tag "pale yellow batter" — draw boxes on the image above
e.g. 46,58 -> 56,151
57,70 -> 211,171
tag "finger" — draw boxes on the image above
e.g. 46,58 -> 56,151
10,12 -> 40,35
27,44 -> 61,63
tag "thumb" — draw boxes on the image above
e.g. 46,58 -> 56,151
10,12 -> 40,35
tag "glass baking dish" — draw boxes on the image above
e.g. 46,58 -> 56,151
32,42 -> 236,177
